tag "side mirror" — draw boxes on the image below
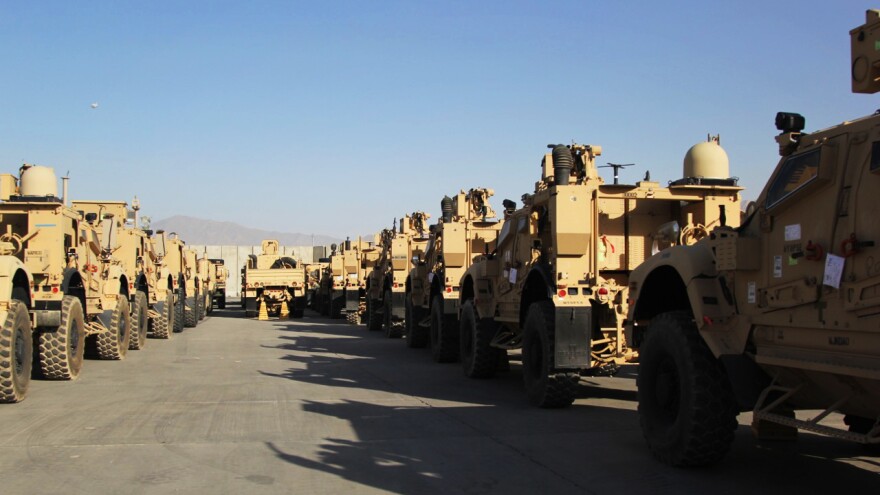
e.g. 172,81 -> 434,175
651,221 -> 681,255
85,212 -> 98,223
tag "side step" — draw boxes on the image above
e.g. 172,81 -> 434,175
753,379 -> 880,444
754,410 -> 879,443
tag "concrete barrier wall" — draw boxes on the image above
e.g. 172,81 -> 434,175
188,245 -> 328,296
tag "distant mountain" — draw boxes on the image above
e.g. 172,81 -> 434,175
151,215 -> 339,246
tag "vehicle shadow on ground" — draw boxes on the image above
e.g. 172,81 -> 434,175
203,305 -> 247,318
261,312 -> 880,493
264,398 -> 640,494
264,399 -> 880,494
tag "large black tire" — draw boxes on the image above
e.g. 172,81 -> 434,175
184,295 -> 197,328
129,291 -> 149,350
317,294 -> 326,316
0,301 -> 32,402
346,311 -> 362,325
637,311 -> 738,467
218,296 -> 226,310
522,300 -> 578,408
173,291 -> 185,333
39,295 -> 85,380
198,291 -> 208,320
152,293 -> 174,339
404,295 -> 428,348
206,291 -> 214,316
430,295 -> 458,363
97,296 -> 131,360
366,297 -> 382,331
383,289 -> 402,338
460,300 -> 501,378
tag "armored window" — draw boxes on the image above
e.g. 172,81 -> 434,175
871,141 -> 880,172
497,221 -> 513,248
766,148 -> 821,209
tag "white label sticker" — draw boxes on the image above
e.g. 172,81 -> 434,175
508,268 -> 517,284
773,256 -> 783,278
784,224 -> 801,241
823,254 -> 845,289
747,282 -> 756,304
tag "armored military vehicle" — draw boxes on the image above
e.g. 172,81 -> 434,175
0,165 -> 134,389
625,9 -> 880,466
366,213 -> 431,337
0,171 -> 36,401
0,246 -> 33,402
210,258 -> 227,309
152,231 -> 186,335
407,189 -> 503,363
241,240 -> 306,319
197,256 -> 213,318
459,142 -> 739,408
304,259 -> 329,310
334,237 -> 380,325
182,248 -> 201,327
72,199 -> 157,351
316,244 -> 343,317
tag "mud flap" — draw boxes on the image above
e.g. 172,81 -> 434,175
34,310 -> 61,327
96,308 -> 115,331
442,297 -> 459,316
391,292 -> 406,319
554,306 -> 591,369
245,297 -> 258,313
292,296 -> 307,312
345,290 -> 360,312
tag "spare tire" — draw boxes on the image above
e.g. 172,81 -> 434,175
271,257 -> 297,269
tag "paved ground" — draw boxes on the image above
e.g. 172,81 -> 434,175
0,303 -> 877,494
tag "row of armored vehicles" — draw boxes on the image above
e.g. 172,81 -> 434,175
315,143 -> 740,407
0,164 -> 228,403
304,10 -> 880,467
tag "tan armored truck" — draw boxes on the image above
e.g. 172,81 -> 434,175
407,188 -> 502,363
365,212 -> 430,337
459,143 -> 740,408
316,244 -> 343,317
152,231 -> 186,335
0,171 -> 36,401
182,248 -> 201,327
625,10 -> 880,466
0,165 -> 134,390
209,258 -> 228,309
197,256 -> 213,318
337,237 -> 381,325
304,259 -> 329,310
0,244 -> 34,403
241,240 -> 307,319
71,198 -> 160,351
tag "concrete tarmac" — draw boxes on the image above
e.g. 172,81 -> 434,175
0,304 -> 878,494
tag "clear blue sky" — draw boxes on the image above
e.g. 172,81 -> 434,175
0,1 -> 876,239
